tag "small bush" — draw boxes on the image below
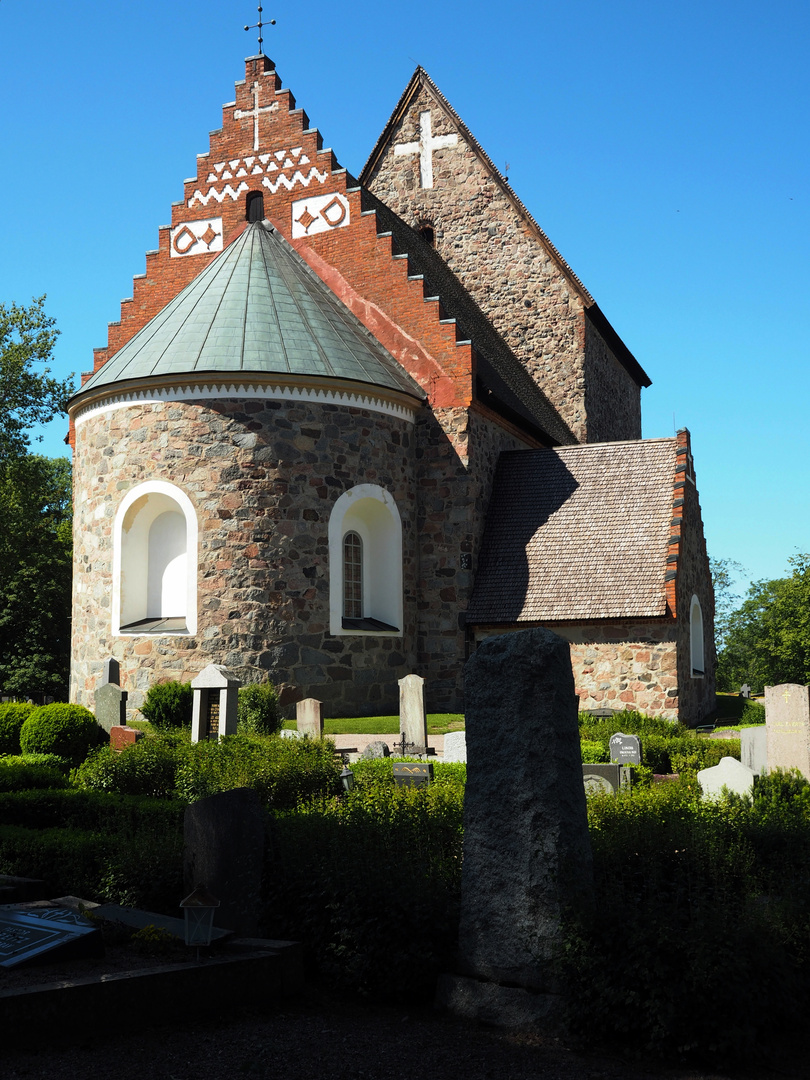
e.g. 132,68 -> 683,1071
74,732 -> 189,799
0,757 -> 70,792
19,704 -> 105,766
139,681 -> 193,730
741,700 -> 766,725
580,739 -> 609,763
237,681 -> 281,736
0,703 -> 36,755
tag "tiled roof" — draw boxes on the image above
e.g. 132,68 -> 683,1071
75,222 -> 423,399
466,439 -> 678,623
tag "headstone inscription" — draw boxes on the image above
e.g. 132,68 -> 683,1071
184,787 -> 264,935
741,726 -> 768,776
608,732 -> 641,765
765,683 -> 810,780
393,762 -> 433,787
582,763 -> 630,794
399,673 -> 427,752
296,697 -> 323,738
95,682 -> 128,734
0,906 -> 103,968
437,627 -> 593,1029
697,756 -> 755,799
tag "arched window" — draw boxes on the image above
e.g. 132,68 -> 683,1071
246,191 -> 265,222
113,481 -> 198,635
329,485 -> 402,635
690,595 -> 704,677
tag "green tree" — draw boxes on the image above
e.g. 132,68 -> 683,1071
0,296 -> 72,463
0,455 -> 73,699
710,556 -> 747,653
717,554 -> 810,693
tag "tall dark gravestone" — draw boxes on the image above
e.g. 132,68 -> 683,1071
437,628 -> 593,1028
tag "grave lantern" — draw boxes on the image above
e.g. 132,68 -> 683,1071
180,884 -> 220,951
340,765 -> 355,793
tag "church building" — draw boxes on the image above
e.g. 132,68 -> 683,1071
68,56 -> 715,724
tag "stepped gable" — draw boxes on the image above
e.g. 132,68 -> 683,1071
467,438 -> 678,624
74,221 -> 423,403
361,67 -> 651,442
87,54 -> 342,383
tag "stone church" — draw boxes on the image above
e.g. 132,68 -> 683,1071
68,56 -> 715,724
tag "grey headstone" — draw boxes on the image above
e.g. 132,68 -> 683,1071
582,763 -> 630,794
94,681 -> 128,734
741,726 -> 768,776
443,731 -> 467,763
393,761 -> 433,787
184,787 -> 265,935
361,739 -> 391,759
296,697 -> 323,738
740,684 -> 752,699
0,906 -> 103,968
697,756 -> 755,799
102,657 -> 120,687
608,732 -> 641,765
765,684 -> 810,780
399,673 -> 427,749
441,628 -> 593,1029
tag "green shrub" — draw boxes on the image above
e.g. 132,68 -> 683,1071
741,700 -> 766,725
580,739 -> 609,763
75,733 -> 189,799
139,680 -> 193,729
237,681 -> 281,736
19,704 -> 105,766
0,702 -> 36,755
0,788 -> 184,833
0,756 -> 70,791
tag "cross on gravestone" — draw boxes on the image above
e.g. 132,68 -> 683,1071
393,109 -> 459,189
233,81 -> 279,152
765,683 -> 810,780
739,684 -> 751,699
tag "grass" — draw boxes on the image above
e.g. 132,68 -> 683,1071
282,714 -> 464,735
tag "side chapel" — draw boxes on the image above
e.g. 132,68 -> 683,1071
68,56 -> 716,724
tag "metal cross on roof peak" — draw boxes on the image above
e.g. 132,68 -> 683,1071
244,5 -> 275,53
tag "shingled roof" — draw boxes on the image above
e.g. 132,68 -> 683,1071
466,439 -> 678,624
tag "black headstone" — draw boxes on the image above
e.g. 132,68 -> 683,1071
582,763 -> 630,795
393,762 -> 434,787
0,906 -> 103,968
608,732 -> 642,765
102,657 -> 121,686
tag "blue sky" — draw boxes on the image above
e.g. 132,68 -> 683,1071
1,0 -> 807,599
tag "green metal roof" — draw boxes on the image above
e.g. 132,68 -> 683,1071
76,221 -> 423,399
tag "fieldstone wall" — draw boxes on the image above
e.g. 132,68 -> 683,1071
364,81 -> 642,444
71,397 -> 419,719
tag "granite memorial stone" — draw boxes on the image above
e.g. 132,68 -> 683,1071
582,763 -> 630,794
102,657 -> 121,686
443,731 -> 467,763
361,739 -> 391,759
94,681 -> 128,734
608,732 -> 641,765
437,628 -> 593,1029
393,761 -> 433,787
765,683 -> 810,780
0,905 -> 103,968
191,664 -> 240,744
399,673 -> 427,752
296,697 -> 323,738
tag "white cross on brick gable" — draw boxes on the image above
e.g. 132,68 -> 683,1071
234,81 -> 279,152
394,109 -> 458,189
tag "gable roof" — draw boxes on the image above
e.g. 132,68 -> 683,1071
361,67 -> 650,390
466,438 -> 678,623
73,221 -> 423,402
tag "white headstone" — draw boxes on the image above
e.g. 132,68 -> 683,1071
443,731 -> 467,763
741,726 -> 768,776
765,684 -> 810,780
398,673 -> 427,750
296,697 -> 323,738
697,756 -> 755,799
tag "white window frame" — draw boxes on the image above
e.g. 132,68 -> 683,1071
112,480 -> 198,636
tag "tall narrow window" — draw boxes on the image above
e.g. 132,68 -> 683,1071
690,595 -> 704,677
246,191 -> 265,221
343,531 -> 363,619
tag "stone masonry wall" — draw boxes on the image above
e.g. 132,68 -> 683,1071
474,621 -> 679,720
364,81 -> 643,444
71,398 -> 419,719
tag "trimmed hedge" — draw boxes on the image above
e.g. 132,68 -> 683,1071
0,702 -> 36,754
19,703 -> 105,765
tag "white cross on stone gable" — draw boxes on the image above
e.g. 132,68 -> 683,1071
393,109 -> 458,189
234,81 -> 279,152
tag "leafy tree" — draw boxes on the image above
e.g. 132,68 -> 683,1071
0,455 -> 73,699
710,556 -> 747,653
717,554 -> 810,693
0,296 -> 72,463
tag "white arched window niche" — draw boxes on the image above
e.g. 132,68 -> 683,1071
113,481 -> 198,635
328,484 -> 403,635
690,594 -> 704,678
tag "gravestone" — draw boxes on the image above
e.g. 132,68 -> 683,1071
741,726 -> 768,776
184,787 -> 264,935
398,673 -> 427,752
191,664 -> 240,743
393,761 -> 433,787
443,730 -> 467,763
765,683 -> 810,780
697,756 -> 755,799
437,628 -> 593,1029
740,684 -> 752,699
110,725 -> 143,752
102,657 -> 121,686
582,763 -> 630,794
361,739 -> 390,759
608,732 -> 641,765
95,682 -> 128,734
0,905 -> 103,968
296,697 -> 323,738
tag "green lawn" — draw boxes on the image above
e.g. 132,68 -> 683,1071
282,713 -> 464,735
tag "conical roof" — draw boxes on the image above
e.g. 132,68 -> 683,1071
75,221 -> 422,399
